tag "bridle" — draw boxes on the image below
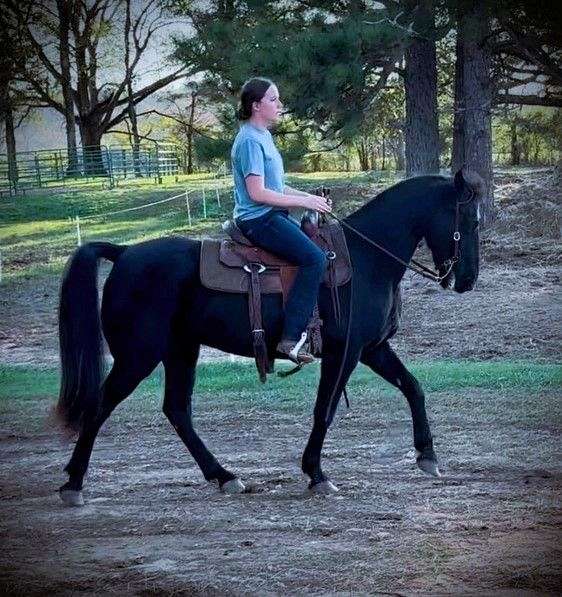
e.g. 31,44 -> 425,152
325,190 -> 475,283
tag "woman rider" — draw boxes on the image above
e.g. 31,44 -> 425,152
231,77 -> 332,364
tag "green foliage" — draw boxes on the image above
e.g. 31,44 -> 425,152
172,2 -> 410,143
493,108 -> 562,166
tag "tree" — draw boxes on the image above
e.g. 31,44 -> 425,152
55,0 -> 79,174
0,8 -> 43,190
149,82 -> 219,174
452,0 -> 494,224
172,1 -> 412,145
8,0 -> 192,174
403,0 -> 440,176
353,81 -> 405,171
124,0 -> 142,177
494,108 -> 561,166
0,12 -> 21,190
491,0 -> 562,108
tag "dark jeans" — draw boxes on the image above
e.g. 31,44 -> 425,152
236,209 -> 327,341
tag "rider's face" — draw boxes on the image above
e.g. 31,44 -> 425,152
254,84 -> 283,124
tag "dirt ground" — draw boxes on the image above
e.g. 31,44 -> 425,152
1,386 -> 561,595
0,168 -> 560,594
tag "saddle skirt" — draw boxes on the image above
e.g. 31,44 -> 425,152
199,219 -> 352,297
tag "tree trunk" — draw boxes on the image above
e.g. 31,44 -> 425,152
56,0 -> 79,176
510,122 -> 520,166
79,119 -> 107,176
0,15 -> 19,191
404,0 -> 440,177
124,0 -> 142,178
2,88 -> 18,192
451,27 -> 465,170
355,139 -> 369,171
187,91 -> 196,174
369,142 -> 376,171
396,137 -> 405,171
452,0 -> 494,224
127,93 -> 142,177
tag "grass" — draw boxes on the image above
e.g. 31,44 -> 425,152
1,359 -> 559,405
0,170 -> 375,280
1,359 -> 560,434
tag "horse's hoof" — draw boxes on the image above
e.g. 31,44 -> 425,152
417,458 -> 441,478
220,478 -> 246,494
309,480 -> 339,494
60,489 -> 85,507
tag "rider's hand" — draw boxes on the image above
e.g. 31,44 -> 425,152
304,193 -> 332,213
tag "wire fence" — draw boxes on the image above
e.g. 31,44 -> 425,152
8,163 -> 547,284
0,167 -> 353,283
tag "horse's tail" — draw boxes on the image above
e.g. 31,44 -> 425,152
56,241 -> 126,433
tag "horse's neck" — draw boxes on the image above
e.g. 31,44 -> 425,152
344,195 -> 426,283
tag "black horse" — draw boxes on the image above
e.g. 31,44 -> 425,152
56,169 -> 482,506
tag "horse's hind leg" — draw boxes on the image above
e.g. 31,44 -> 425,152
360,340 -> 440,477
60,358 -> 158,506
162,344 -> 244,494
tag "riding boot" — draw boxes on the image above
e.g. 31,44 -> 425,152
276,332 -> 315,364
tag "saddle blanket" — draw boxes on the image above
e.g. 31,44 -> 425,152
199,222 -> 352,294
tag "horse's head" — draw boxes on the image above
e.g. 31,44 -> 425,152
425,168 -> 484,293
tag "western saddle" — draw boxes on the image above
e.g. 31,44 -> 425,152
199,188 -> 352,382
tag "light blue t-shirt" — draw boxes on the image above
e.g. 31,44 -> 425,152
231,121 -> 285,221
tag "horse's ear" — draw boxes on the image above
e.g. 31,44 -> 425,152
454,167 -> 485,200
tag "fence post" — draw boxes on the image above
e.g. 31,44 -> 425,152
155,143 -> 162,184
0,250 -> 2,284
105,146 -> 115,188
185,190 -> 192,227
215,187 -> 221,208
75,215 -> 82,246
54,152 -> 60,180
202,188 -> 207,218
34,153 -> 42,188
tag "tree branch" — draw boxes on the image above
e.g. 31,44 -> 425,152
136,108 -> 216,139
494,92 -> 562,107
103,68 -> 192,130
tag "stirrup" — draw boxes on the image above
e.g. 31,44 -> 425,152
289,331 -> 308,362
276,332 -> 314,365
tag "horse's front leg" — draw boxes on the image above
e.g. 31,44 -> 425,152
302,345 -> 361,493
360,340 -> 440,477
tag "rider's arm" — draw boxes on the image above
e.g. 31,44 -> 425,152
238,139 -> 330,212
245,174 -> 308,208
283,183 -> 310,198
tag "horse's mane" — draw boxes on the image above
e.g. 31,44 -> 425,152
348,174 -> 453,220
